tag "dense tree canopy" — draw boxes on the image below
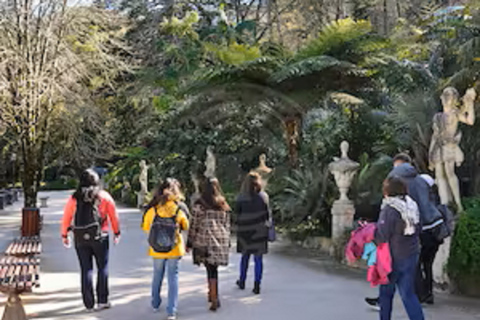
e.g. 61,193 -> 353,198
1,0 -> 478,222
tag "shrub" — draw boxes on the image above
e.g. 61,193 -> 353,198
272,165 -> 335,231
282,218 -> 330,242
448,198 -> 480,280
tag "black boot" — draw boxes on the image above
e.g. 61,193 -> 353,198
236,280 -> 245,290
253,281 -> 261,295
421,293 -> 434,305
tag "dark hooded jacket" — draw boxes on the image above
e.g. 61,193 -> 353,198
388,163 -> 443,229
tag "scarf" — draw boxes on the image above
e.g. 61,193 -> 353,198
382,196 -> 419,236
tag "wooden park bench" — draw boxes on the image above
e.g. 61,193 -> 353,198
1,237 -> 42,320
0,257 -> 40,320
5,238 -> 42,257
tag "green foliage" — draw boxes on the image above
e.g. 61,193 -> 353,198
297,18 -> 388,65
354,153 -> 393,206
160,11 -> 200,40
270,56 -> 360,84
449,198 -> 480,278
272,165 -> 334,233
40,179 -> 78,191
283,219 -> 330,242
204,42 -> 262,65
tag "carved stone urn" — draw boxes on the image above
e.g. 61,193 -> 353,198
328,141 -> 360,240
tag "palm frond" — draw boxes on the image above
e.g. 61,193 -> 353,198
297,18 -> 373,60
270,55 -> 362,84
185,56 -> 280,93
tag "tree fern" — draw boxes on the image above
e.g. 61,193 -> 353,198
296,18 -> 377,61
270,55 -> 361,84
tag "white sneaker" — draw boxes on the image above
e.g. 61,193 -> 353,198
167,315 -> 177,320
96,302 -> 111,311
86,308 -> 95,313
153,308 -> 160,313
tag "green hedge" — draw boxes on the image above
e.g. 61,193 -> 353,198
40,178 -> 78,191
448,197 -> 480,293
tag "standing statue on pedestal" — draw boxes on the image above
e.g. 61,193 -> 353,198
254,154 -> 272,190
204,146 -> 216,178
429,87 -> 476,212
190,171 -> 202,208
121,176 -> 131,203
329,141 -> 360,240
138,160 -> 149,208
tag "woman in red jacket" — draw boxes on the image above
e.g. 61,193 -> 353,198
61,169 -> 121,312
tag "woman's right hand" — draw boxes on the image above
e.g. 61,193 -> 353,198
62,236 -> 71,248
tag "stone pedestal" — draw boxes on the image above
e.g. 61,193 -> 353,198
331,200 -> 355,240
137,192 -> 145,209
433,237 -> 451,286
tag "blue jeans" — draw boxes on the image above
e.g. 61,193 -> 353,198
380,255 -> 424,320
239,254 -> 263,283
152,258 -> 179,315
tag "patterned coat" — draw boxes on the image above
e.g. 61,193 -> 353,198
187,204 -> 231,266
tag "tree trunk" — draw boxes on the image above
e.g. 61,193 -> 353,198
383,0 -> 388,35
284,116 -> 300,168
267,0 -> 273,40
336,0 -> 344,20
21,142 -> 40,208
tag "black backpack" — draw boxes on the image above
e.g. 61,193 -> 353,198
148,206 -> 180,253
73,198 -> 103,245
432,204 -> 455,242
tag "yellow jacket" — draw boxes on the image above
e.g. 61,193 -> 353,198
142,199 -> 189,259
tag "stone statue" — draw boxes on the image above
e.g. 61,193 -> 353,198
138,160 -> 149,208
429,87 -> 476,212
190,171 -> 202,208
121,176 -> 131,202
204,146 -> 216,178
329,141 -> 360,240
254,154 -> 273,189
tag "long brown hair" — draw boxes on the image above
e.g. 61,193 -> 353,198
241,171 -> 262,196
196,177 -> 230,211
146,178 -> 176,210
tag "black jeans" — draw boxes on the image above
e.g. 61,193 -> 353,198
206,263 -> 218,279
75,236 -> 109,309
416,231 -> 440,299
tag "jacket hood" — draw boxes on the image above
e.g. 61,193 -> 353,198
390,163 -> 418,179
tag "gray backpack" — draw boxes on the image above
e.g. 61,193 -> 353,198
433,204 -> 454,242
148,207 -> 180,253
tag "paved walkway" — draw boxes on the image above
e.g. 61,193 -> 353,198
1,191 -> 480,320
